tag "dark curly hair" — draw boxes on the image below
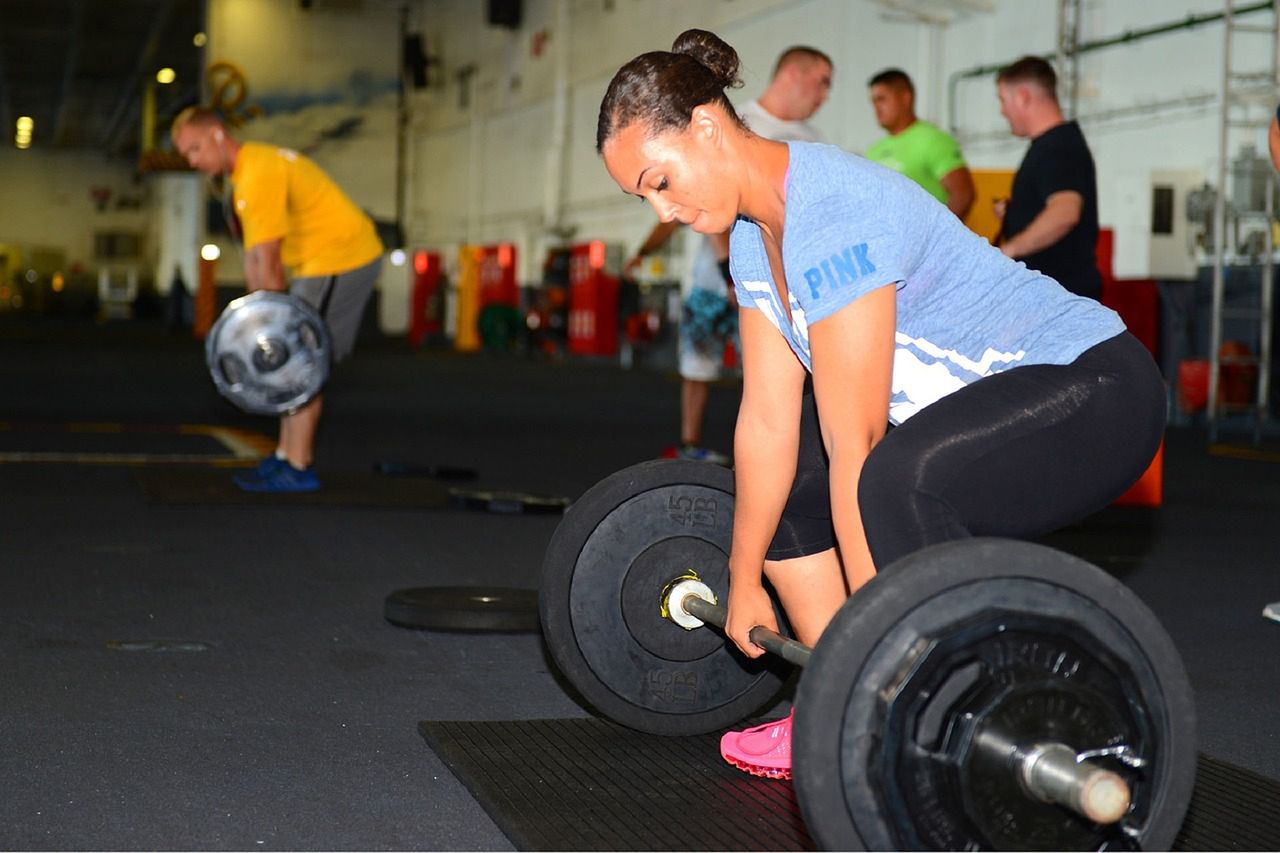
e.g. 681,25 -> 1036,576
596,29 -> 744,153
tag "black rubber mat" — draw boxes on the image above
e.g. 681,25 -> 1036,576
420,718 -> 812,851
418,717 -> 1280,852
1175,755 -> 1280,850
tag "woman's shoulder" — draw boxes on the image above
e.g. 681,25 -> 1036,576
788,141 -> 919,210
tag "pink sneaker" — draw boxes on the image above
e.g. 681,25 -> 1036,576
719,711 -> 793,780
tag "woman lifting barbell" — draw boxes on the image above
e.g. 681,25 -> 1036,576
595,30 -> 1165,779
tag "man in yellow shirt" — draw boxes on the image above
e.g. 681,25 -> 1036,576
173,106 -> 383,492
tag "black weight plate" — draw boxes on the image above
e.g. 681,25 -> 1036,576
793,538 -> 1196,852
384,586 -> 540,632
449,488 -> 571,515
374,461 -> 479,481
539,459 -> 790,736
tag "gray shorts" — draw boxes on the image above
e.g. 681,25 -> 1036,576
291,256 -> 381,363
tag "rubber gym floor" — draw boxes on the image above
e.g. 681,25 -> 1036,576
1,311 -> 1277,850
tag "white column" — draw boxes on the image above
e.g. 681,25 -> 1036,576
152,172 -> 204,295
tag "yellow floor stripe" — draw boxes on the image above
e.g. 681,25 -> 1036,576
0,422 -> 274,467
196,425 -> 276,458
1209,443 -> 1280,463
0,452 -> 253,467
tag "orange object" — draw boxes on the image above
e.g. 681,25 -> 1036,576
193,255 -> 218,340
1113,440 -> 1164,507
963,169 -> 1015,244
1218,340 -> 1258,406
408,250 -> 442,346
567,242 -> 619,356
1177,359 -> 1209,414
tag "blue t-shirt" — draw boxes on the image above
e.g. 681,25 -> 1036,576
730,141 -> 1126,425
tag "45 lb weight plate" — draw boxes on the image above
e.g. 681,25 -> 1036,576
793,538 -> 1197,851
539,459 -> 790,736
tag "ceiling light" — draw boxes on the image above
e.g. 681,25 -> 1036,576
193,32 -> 207,47
156,67 -> 176,84
201,244 -> 221,261
15,116 -> 33,132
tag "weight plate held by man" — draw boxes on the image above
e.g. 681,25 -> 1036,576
205,290 -> 332,416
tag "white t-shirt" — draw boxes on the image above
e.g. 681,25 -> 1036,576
736,99 -> 824,144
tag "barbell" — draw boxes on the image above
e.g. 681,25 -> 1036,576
205,291 -> 331,415
538,459 -> 1198,850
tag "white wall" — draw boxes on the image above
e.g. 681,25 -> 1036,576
207,0 -> 403,221
5,0 -> 1268,310
943,0 -> 1274,276
0,148 -> 151,277
408,0 -> 919,282
405,0 -> 1278,284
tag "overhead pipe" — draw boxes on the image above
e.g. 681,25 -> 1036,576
395,2 -> 410,249
51,0 -> 85,146
947,1 -> 1275,134
102,1 -> 174,155
543,0 -> 572,238
0,27 -> 12,138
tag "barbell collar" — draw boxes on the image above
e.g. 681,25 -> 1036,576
977,731 -> 1132,825
679,592 -> 813,668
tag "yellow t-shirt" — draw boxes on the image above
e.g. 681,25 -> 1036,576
231,142 -> 383,277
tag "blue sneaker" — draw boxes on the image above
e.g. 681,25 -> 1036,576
675,444 -> 730,466
254,454 -> 287,476
234,462 -> 321,493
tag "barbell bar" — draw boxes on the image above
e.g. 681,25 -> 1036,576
664,577 -> 1132,827
538,461 -> 1197,848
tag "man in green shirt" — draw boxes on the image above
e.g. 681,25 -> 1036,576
865,68 -> 975,220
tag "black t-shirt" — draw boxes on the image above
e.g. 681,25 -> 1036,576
1004,120 -> 1102,300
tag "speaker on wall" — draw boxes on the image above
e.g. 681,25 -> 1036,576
487,0 -> 521,29
403,34 -> 428,89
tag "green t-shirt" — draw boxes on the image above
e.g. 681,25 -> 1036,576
864,120 -> 966,204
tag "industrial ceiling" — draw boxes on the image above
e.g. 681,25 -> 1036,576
0,0 -> 205,158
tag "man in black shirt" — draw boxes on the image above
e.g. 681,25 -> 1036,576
995,56 -> 1103,301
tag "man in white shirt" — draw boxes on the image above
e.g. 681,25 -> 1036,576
736,46 -> 832,144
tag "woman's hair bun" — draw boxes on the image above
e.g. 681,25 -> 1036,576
671,29 -> 742,90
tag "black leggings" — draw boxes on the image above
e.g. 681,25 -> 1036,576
765,331 -> 1167,569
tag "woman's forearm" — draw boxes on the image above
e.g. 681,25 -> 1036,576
827,443 -> 877,590
729,408 -> 799,581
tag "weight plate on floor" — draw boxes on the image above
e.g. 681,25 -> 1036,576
539,459 -> 790,736
793,538 -> 1197,851
384,586 -> 540,632
449,488 -> 571,515
374,461 -> 479,481
205,291 -> 331,415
